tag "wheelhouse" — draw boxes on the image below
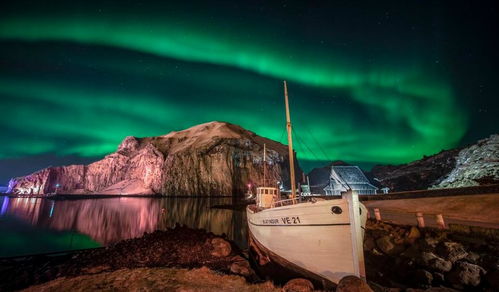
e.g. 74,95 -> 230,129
256,187 -> 279,208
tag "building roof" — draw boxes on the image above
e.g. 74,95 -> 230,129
331,166 -> 377,189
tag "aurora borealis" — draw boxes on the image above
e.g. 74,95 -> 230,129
1,1 -> 498,184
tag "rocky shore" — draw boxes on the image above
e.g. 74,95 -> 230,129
21,267 -> 279,292
364,220 -> 499,291
0,225 -> 259,291
2,221 -> 498,291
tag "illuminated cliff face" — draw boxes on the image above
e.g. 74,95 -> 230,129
7,122 -> 297,196
0,196 -> 245,247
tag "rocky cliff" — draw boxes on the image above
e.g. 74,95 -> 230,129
8,122 -> 300,196
306,134 -> 498,192
433,134 -> 499,188
370,134 -> 498,191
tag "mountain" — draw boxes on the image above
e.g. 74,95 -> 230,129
370,134 -> 498,191
306,134 -> 498,193
7,122 -> 300,196
432,134 -> 499,188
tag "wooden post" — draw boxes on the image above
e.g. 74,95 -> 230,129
346,190 -> 366,279
435,214 -> 446,229
374,208 -> 381,221
416,212 -> 425,228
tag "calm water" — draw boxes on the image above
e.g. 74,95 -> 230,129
0,196 -> 247,257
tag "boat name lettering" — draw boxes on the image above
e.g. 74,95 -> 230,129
262,219 -> 279,224
281,216 -> 301,224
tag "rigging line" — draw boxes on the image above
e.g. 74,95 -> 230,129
292,128 -> 322,162
278,126 -> 286,144
293,128 -> 321,162
301,123 -> 331,161
291,130 -> 310,162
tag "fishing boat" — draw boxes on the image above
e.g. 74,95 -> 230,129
246,81 -> 368,289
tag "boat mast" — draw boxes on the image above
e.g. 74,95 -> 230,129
284,81 -> 296,199
263,143 -> 266,187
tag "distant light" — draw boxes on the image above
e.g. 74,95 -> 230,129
0,197 -> 9,215
55,184 -> 60,188
247,184 -> 251,188
49,201 -> 55,218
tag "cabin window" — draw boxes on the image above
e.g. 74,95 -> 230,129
264,189 -> 268,194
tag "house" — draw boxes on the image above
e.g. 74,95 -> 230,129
323,166 -> 378,195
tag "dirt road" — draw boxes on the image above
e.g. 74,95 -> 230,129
363,194 -> 499,229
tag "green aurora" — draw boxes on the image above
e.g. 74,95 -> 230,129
2,1 -> 492,181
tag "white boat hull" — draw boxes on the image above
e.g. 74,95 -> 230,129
246,198 -> 367,285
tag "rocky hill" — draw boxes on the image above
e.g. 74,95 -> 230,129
7,122 -> 300,196
370,134 -> 498,191
369,149 -> 461,192
433,134 -> 499,188
307,134 -> 498,192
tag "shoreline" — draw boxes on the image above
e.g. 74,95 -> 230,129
2,220 -> 499,291
3,183 -> 498,201
3,194 -> 238,200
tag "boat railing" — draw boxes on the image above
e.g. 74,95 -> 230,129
271,198 -> 298,208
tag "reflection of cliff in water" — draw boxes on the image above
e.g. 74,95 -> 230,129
157,197 -> 247,248
1,196 -> 247,248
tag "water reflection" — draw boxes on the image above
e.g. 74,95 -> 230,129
0,196 -> 247,256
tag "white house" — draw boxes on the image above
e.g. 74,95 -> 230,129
323,166 -> 378,195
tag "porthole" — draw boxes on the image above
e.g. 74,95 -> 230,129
331,206 -> 342,214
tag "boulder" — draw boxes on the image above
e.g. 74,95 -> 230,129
421,237 -> 439,250
436,242 -> 468,263
464,252 -> 480,264
447,261 -> 486,288
400,244 -> 421,259
405,226 -> 421,244
282,278 -> 314,292
429,257 -> 452,273
418,252 -> 438,266
229,256 -> 253,277
209,238 -> 231,257
376,236 -> 404,255
336,276 -> 373,292
364,237 -> 376,251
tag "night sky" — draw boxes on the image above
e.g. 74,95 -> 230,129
1,1 -> 498,185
